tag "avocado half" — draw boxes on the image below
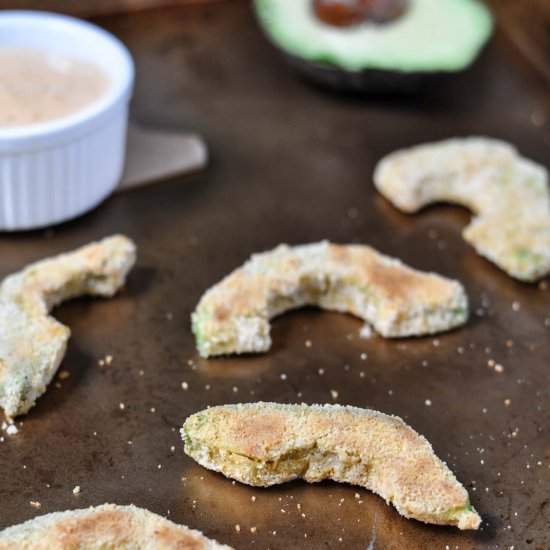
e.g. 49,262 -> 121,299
254,0 -> 493,93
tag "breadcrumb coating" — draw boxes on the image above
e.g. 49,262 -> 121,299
182,402 -> 481,530
373,137 -> 550,281
464,215 -> 550,282
0,235 -> 136,419
0,504 -> 232,549
192,241 -> 468,357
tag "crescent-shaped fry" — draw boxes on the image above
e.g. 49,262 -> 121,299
181,402 -> 481,530
192,241 -> 468,358
0,235 -> 136,419
0,504 -> 233,549
373,137 -> 550,281
373,137 -> 549,215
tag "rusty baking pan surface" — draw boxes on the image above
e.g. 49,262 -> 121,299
0,2 -> 549,548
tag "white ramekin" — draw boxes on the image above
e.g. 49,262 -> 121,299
0,11 -> 134,231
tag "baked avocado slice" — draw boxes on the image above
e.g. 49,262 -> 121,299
254,0 -> 493,92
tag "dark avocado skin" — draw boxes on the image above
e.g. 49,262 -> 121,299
280,50 -> 453,93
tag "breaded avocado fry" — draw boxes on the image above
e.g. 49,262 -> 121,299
192,241 -> 468,357
0,504 -> 233,549
0,235 -> 136,419
373,137 -> 550,281
181,402 -> 481,530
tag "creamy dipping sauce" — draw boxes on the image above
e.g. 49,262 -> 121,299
0,47 -> 110,127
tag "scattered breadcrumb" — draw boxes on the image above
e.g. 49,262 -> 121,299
6,424 -> 18,436
235,524 -> 241,533
72,486 -> 81,495
359,325 -> 372,339
98,354 -> 113,367
30,501 -> 41,509
330,390 -> 339,400
305,340 -> 312,348
58,370 -> 70,380
181,382 -> 189,390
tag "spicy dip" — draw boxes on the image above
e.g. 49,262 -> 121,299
0,47 -> 110,127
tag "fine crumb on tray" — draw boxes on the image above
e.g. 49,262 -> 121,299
3,423 -> 18,436
98,354 -> 114,367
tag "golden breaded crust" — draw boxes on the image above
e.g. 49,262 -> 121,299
373,137 -> 550,281
464,215 -> 550,282
192,241 -> 468,357
182,402 -> 480,530
0,235 -> 136,419
373,137 -> 547,214
0,504 -> 233,549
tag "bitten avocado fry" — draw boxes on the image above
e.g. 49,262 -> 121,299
191,241 -> 468,357
182,402 -> 481,530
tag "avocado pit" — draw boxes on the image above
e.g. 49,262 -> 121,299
312,0 -> 409,27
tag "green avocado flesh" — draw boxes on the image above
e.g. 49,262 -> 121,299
255,0 -> 492,73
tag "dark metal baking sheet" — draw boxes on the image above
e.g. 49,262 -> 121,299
0,2 -> 549,548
